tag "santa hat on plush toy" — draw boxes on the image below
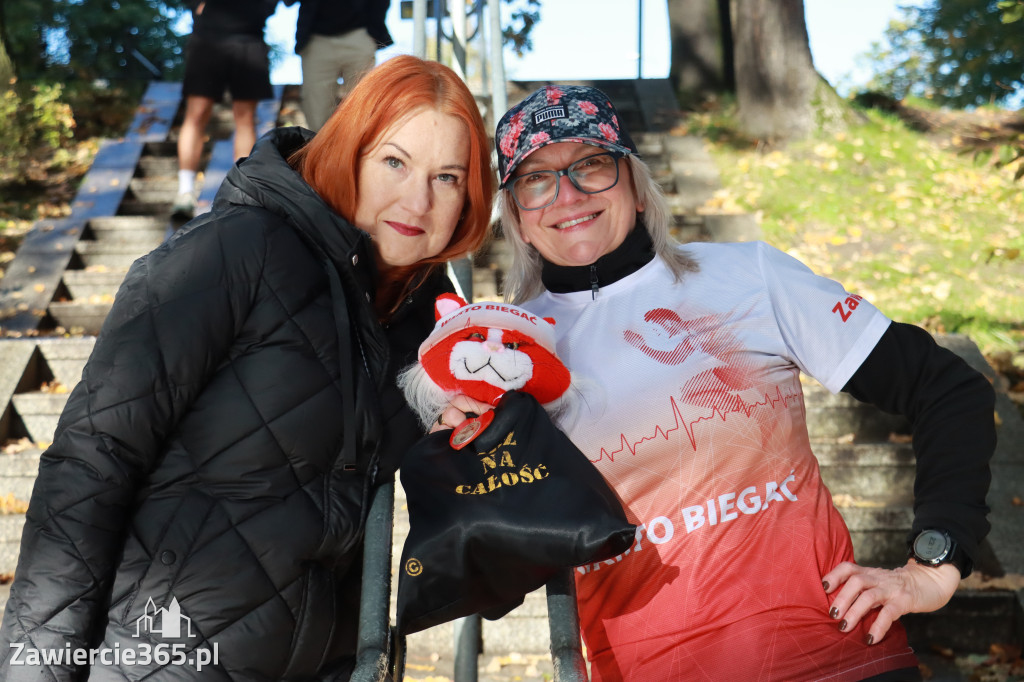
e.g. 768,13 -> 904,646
417,293 -> 571,406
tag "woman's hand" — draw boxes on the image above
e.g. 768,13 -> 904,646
822,559 -> 960,645
430,394 -> 494,434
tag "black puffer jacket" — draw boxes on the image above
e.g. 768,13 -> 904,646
0,127 -> 450,680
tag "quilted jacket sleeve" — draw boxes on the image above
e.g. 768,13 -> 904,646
0,215 -> 269,677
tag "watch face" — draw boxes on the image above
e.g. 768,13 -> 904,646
914,529 -> 950,562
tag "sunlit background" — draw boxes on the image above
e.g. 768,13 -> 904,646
250,0 -> 923,96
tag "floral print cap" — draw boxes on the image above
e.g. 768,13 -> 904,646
495,85 -> 638,186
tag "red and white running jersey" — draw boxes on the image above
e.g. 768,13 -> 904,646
522,241 -> 918,681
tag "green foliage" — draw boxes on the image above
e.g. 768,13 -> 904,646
3,0 -> 188,82
0,79 -> 140,237
998,0 -> 1024,23
1,0 -> 57,78
60,80 -> 146,139
859,1 -> 1023,109
859,10 -> 932,102
0,80 -> 76,179
502,0 -> 541,57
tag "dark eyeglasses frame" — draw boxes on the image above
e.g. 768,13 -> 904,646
507,151 -> 627,212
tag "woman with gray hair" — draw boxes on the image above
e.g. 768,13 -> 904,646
437,84 -> 995,681
497,145 -> 694,304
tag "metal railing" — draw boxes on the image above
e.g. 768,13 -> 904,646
407,0 -> 507,124
351,482 -> 590,681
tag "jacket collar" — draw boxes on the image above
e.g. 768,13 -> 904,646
539,224 -> 655,295
217,127 -> 379,299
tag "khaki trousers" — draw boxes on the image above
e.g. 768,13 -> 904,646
299,28 -> 377,130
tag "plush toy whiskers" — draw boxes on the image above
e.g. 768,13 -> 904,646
399,294 -> 583,433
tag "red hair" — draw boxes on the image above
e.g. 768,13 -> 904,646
290,55 -> 495,318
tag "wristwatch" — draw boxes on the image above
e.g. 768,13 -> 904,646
910,529 -> 972,578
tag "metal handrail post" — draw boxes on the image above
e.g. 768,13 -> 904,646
351,481 -> 399,682
488,0 -> 507,118
546,571 -> 589,681
453,614 -> 483,681
449,0 -> 467,79
413,0 -> 427,58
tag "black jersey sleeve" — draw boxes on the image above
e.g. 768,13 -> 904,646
841,322 -> 996,565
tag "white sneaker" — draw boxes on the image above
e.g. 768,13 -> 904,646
171,191 -> 196,220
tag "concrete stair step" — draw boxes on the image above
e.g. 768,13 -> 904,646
804,401 -> 911,441
47,301 -> 113,335
36,338 -> 94,389
142,141 -> 178,158
62,269 -> 130,300
634,79 -> 684,132
85,215 -> 168,245
663,136 -> 720,213
670,213 -> 710,244
403,592 -> 552,658
0,447 -> 43,573
815,440 -> 916,566
136,156 -> 180,178
8,393 -> 66,444
117,198 -> 172,216
73,241 -> 149,269
814,441 -> 915,500
128,178 -> 179,204
904,590 -> 1024,657
208,109 -> 237,138
633,133 -> 665,157
0,448 -> 44,478
471,267 -> 500,302
838,504 -> 915,567
0,518 -> 28,574
654,169 -> 676,193
837,503 -> 915,532
813,440 -> 915,466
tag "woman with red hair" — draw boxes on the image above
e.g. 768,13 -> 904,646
0,55 -> 494,679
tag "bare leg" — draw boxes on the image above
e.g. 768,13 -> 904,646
177,95 -> 216,172
232,100 -> 259,161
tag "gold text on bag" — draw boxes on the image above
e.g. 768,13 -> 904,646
454,432 -> 550,495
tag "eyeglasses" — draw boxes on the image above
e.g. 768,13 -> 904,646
509,151 -> 625,211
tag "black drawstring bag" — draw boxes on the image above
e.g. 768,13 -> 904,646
396,390 -> 637,635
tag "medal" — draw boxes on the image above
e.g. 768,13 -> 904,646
449,410 -> 494,450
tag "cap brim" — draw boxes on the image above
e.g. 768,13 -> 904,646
501,138 -> 633,186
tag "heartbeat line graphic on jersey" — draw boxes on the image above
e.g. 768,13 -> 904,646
593,385 -> 803,463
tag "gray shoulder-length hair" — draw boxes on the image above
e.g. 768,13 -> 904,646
496,154 -> 699,304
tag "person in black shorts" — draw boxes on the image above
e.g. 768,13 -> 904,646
173,0 -> 277,220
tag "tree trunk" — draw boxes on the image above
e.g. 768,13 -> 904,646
0,39 -> 12,85
732,0 -> 819,142
0,0 -> 13,84
667,0 -> 734,105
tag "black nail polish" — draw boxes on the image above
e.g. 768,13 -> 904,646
822,580 -> 830,591
866,634 -> 875,646
838,619 -> 848,632
829,607 -> 839,619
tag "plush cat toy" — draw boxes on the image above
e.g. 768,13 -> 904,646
398,293 -> 579,439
